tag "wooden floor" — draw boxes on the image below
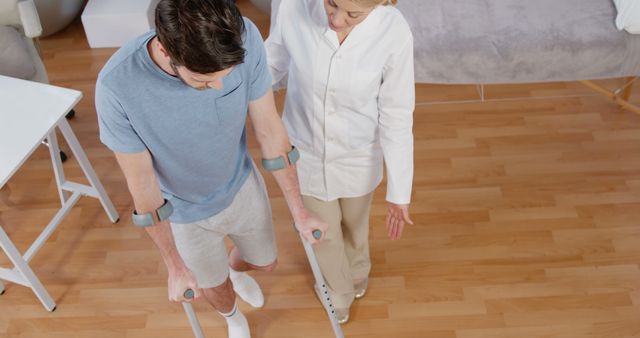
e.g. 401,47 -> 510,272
2,1 -> 640,337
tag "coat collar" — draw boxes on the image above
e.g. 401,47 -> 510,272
307,0 -> 384,50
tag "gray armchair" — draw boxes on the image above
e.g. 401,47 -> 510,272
0,0 -> 48,83
0,0 -> 73,161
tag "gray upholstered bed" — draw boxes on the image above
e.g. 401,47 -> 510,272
397,0 -> 640,84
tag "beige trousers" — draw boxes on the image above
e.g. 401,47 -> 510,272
302,193 -> 374,309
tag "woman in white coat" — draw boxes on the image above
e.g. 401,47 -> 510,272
266,0 -> 414,323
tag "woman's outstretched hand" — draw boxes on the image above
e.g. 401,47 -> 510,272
386,202 -> 413,240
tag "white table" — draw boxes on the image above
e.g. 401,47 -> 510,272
0,75 -> 119,311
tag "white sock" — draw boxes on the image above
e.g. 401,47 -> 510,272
229,267 -> 264,308
219,302 -> 251,338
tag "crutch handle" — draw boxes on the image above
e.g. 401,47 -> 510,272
184,289 -> 195,300
292,223 -> 323,241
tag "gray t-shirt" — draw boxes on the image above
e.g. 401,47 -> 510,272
96,18 -> 272,223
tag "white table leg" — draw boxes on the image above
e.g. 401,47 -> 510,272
23,192 -> 81,263
0,118 -> 121,312
46,130 -> 69,206
57,119 -> 119,223
0,226 -> 56,311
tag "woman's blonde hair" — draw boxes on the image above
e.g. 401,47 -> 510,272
351,0 -> 397,8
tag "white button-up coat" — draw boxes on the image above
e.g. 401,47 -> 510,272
266,0 -> 415,204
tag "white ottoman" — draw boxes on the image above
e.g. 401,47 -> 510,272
81,0 -> 159,48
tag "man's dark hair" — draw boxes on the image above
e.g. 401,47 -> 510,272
155,0 -> 246,74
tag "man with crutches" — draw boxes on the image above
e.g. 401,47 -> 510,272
95,1 -> 327,337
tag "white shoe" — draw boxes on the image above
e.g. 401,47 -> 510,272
229,268 -> 264,308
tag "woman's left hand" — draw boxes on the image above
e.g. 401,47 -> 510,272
386,202 -> 413,240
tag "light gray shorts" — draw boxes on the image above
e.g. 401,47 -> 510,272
170,168 -> 277,288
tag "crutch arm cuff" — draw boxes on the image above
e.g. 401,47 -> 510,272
131,199 -> 173,227
261,146 -> 300,172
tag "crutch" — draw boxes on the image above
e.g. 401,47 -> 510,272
182,289 -> 205,338
294,224 -> 345,338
